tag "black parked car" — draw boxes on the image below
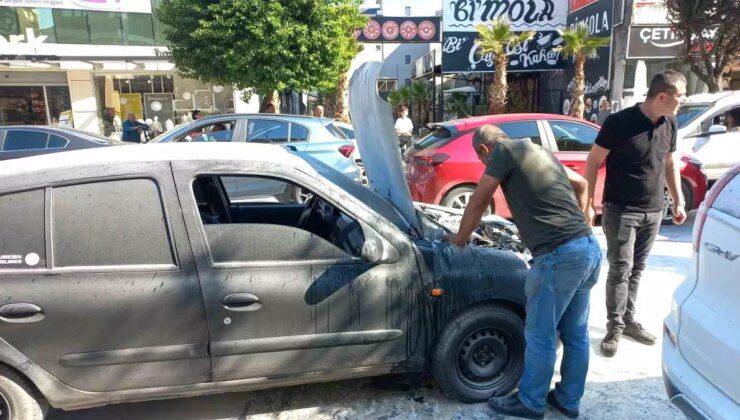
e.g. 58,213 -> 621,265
0,126 -> 113,161
0,143 -> 528,418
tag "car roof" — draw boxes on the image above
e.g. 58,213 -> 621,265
197,113 -> 334,123
685,91 -> 740,104
0,143 -> 318,179
438,113 -> 595,133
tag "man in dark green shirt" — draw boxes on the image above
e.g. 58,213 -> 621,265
448,125 -> 601,419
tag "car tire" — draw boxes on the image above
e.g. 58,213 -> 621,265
431,305 -> 524,403
0,365 -> 48,420
441,186 -> 492,216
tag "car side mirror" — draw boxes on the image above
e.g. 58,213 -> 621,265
362,235 -> 399,264
708,125 -> 727,135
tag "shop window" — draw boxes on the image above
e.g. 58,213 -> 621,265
88,11 -> 122,45
0,86 -> 48,125
14,8 -> 56,43
405,55 -> 411,65
0,7 -> 19,38
53,9 -> 90,44
46,86 -> 71,125
151,0 -> 167,44
122,12 -> 155,46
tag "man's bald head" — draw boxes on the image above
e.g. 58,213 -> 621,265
472,125 -> 509,149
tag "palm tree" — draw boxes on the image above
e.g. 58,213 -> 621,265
387,85 -> 411,117
475,17 -> 534,115
408,80 -> 431,128
554,23 -> 611,119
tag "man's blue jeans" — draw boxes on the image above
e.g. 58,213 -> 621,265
518,235 -> 602,413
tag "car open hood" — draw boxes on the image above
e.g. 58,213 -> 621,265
349,61 -> 423,234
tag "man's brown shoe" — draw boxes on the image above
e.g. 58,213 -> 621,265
623,322 -> 657,345
600,330 -> 621,357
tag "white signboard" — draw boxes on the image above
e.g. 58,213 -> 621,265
0,0 -> 152,14
443,0 -> 568,32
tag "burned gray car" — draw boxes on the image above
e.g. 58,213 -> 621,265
0,141 -> 528,417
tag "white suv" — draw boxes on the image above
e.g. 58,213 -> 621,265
663,164 -> 740,419
676,91 -> 740,181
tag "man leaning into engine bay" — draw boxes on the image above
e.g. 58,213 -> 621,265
446,125 -> 601,419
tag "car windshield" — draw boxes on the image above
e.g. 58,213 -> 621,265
296,152 -> 414,235
414,126 -> 453,151
676,104 -> 711,128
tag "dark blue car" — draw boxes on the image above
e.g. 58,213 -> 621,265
0,126 -> 114,161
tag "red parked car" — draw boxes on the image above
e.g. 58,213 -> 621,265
406,114 -> 707,221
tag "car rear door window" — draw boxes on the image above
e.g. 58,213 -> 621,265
52,179 -> 175,268
547,121 -> 598,151
3,130 -> 50,151
247,119 -> 289,143
0,189 -> 46,269
48,134 -> 69,149
494,121 -> 542,146
290,124 -> 310,143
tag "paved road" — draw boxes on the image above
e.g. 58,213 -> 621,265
51,216 -> 694,419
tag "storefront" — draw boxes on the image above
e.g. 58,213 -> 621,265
0,1 -> 251,137
0,71 -> 72,126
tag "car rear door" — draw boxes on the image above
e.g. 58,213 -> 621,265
679,170 -> 740,403
0,162 -> 210,392
171,160 -> 423,382
544,119 -> 606,212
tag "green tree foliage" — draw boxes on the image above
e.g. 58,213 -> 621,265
666,0 -> 740,92
157,0 -> 366,100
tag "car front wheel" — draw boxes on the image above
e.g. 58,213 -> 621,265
441,186 -> 492,216
0,366 -> 48,420
431,304 -> 525,402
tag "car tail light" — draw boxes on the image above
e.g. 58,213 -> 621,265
414,153 -> 450,167
338,145 -> 355,158
693,169 -> 739,252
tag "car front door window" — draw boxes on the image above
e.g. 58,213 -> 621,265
176,121 -> 236,143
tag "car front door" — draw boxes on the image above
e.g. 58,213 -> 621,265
0,162 -> 210,392
172,160 -> 423,382
685,108 -> 740,180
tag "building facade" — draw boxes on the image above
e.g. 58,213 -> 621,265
0,1 -> 251,137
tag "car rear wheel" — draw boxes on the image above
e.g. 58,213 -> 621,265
432,305 -> 524,402
441,186 -> 492,216
0,366 -> 47,420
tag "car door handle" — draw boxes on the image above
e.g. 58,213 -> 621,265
0,303 -> 45,323
222,293 -> 262,312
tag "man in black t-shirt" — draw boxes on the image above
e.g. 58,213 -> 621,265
585,70 -> 687,358
448,126 -> 601,419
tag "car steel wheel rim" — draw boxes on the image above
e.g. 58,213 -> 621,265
452,192 -> 472,210
457,327 -> 517,390
0,390 -> 10,420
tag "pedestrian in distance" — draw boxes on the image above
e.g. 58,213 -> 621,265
597,99 -> 613,126
584,70 -> 687,358
264,103 -> 277,114
313,105 -> 325,118
121,113 -> 149,143
395,105 -> 413,154
447,125 -> 601,419
192,110 -> 203,121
